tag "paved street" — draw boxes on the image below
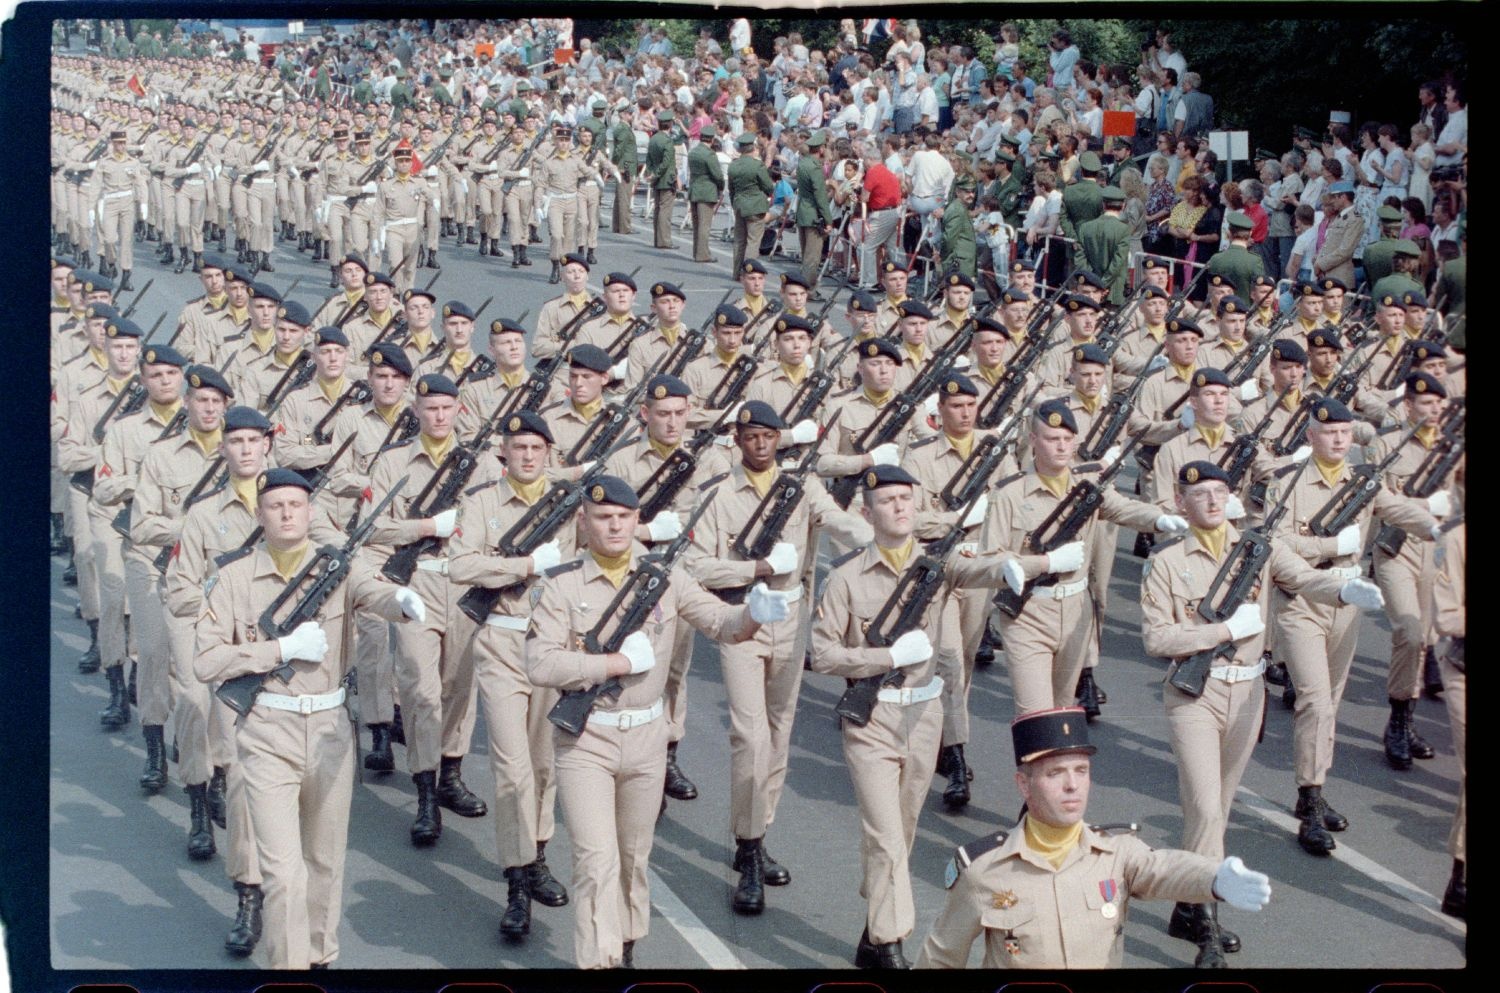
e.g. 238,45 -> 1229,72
49,206 -> 1466,975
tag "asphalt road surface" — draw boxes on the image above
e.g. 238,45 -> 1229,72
49,198 -> 1466,974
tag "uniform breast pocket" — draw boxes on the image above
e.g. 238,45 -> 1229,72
1082,878 -> 1125,937
980,904 -> 1037,958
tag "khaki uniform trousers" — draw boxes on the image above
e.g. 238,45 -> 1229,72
555,715 -> 668,969
504,181 -> 534,245
612,177 -> 634,234
126,551 -> 171,726
1440,651 -> 1465,863
308,176 -> 329,241
579,179 -> 601,249
68,179 -> 89,247
1373,538 -> 1436,700
391,568 -> 479,773
52,170 -> 68,229
51,467 -> 66,516
288,176 -> 309,233
423,177 -> 443,251
248,178 -> 277,254
324,201 -> 351,262
153,175 -> 176,240
844,694 -> 943,944
663,621 -> 695,746
1089,521 -> 1119,627
275,169 -> 292,222
470,623 -> 558,869
66,486 -> 101,621
101,195 -> 136,271
799,224 -> 826,289
454,172 -> 478,226
174,179 -> 207,251
382,218 -> 422,296
996,588 -> 1098,715
216,171 -> 233,229
239,705 -> 355,969
652,188 -> 674,248
347,202 -> 377,257
691,201 -> 716,262
544,193 -> 579,262
166,609 -> 225,784
1274,587 -> 1361,787
230,177 -> 250,243
721,604 -> 807,840
225,756 -> 263,887
940,587 -> 991,747
88,508 -> 129,669
476,175 -> 505,241
353,612 -> 395,726
731,211 -> 766,274
1164,672 -> 1264,860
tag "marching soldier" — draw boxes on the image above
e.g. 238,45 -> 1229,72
536,126 -> 600,284
86,128 -> 147,291
575,126 -> 607,264
468,115 -> 508,260
501,121 -> 539,267
625,281 -> 690,385
537,345 -> 615,464
532,253 -> 597,362
1432,492 -> 1465,921
375,143 -> 428,294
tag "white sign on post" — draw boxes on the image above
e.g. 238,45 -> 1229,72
288,20 -> 305,37
1209,130 -> 1250,162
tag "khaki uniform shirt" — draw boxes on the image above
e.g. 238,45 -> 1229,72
534,291 -> 599,362
1262,458 -> 1436,569
131,430 -> 222,556
448,476 -> 581,622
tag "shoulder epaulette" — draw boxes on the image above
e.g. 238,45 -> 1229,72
543,558 -> 584,579
1273,461 -> 1303,479
223,330 -> 247,343
212,544 -> 254,569
1090,821 -> 1140,836
1377,421 -> 1403,435
464,479 -> 498,497
538,398 -> 567,416
831,385 -> 858,399
944,831 -> 1010,889
1147,535 -> 1185,557
909,435 -> 940,450
698,471 -> 729,492
830,546 -> 863,570
378,437 -> 416,455
1073,461 -> 1104,474
993,471 -> 1027,492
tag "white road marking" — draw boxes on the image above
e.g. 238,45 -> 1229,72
647,866 -> 747,969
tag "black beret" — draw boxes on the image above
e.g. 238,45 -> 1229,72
714,304 -> 750,327
489,317 -> 527,336
858,338 -> 902,362
403,287 -> 437,305
861,465 -> 920,490
1217,295 -> 1249,315
415,373 -> 459,398
562,252 -> 590,270
1319,277 -> 1349,293
938,373 -> 978,398
140,344 -> 188,368
604,271 -> 637,291
1310,397 -> 1354,423
250,281 -> 281,303
975,316 -> 1012,338
1011,706 -> 1096,765
1410,340 -> 1447,362
365,271 -> 396,289
1272,339 -> 1308,364
999,287 -> 1032,305
1141,284 -> 1171,300
1178,460 -> 1231,486
779,272 -> 811,290
369,342 -> 414,376
1009,260 -> 1032,274
185,364 -> 234,398
257,468 -> 313,495
1167,317 -> 1204,337
1141,256 -> 1167,270
1401,290 -> 1429,308
848,290 -> 879,313
1296,279 -> 1324,297
338,252 -> 370,271
441,299 -> 475,320
1064,294 -> 1102,313
315,326 -> 349,347
1191,367 -> 1232,390
1072,270 -> 1106,290
897,300 -> 934,320
85,303 -> 118,322
1035,398 -> 1079,434
1072,343 -> 1109,366
1377,293 -> 1403,310
568,344 -> 613,373
223,264 -> 254,285
881,260 -> 908,276
645,374 -> 690,401
1307,328 -> 1342,351
650,281 -> 685,301
223,405 -> 273,434
199,252 -> 233,272
771,314 -> 814,335
104,317 -> 143,339
80,271 -> 115,294
1252,275 -> 1276,289
585,474 -> 639,509
740,259 -> 768,276
735,400 -> 787,431
944,272 -> 976,291
277,300 -> 312,326
1404,372 -> 1447,398
502,410 -> 555,444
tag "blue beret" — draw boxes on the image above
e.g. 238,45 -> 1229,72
848,290 -> 879,313
944,272 -> 976,290
278,300 -> 312,326
975,316 -> 1012,337
1252,274 -> 1276,289
585,474 -> 639,509
881,260 -> 909,276
441,299 -> 475,320
1072,270 -> 1106,290
735,400 -> 787,431
1410,340 -> 1446,362
740,259 -> 768,276
223,405 -> 272,434
315,326 -> 348,347
185,364 -> 235,398
1307,328 -> 1343,351
1035,398 -> 1079,434
250,281 -> 281,302
861,465 -> 920,490
1310,397 -> 1354,423
502,410 -> 555,444
1191,367 -> 1232,390
223,264 -> 254,285
1217,295 -> 1249,315
489,317 -> 527,336
714,304 -> 750,327
897,300 -> 935,320
604,271 -> 637,291
52,256 -> 77,270
645,374 -> 691,401
1296,279 -> 1324,297
1401,290 -> 1429,308
415,373 -> 459,398
1178,460 -> 1230,486
780,272 -> 811,290
774,314 -> 817,334
85,303 -> 119,321
999,287 -> 1032,305
338,252 -> 369,271
200,252 -> 233,272
1064,294 -> 1102,313
78,271 -> 114,294
257,467 -> 313,494
1072,343 -> 1109,365
105,317 -> 143,339
1405,372 -> 1446,398
1141,284 -> 1171,300
568,344 -> 613,372
650,281 -> 685,301
1167,317 -> 1204,337
1008,260 -> 1033,275
366,271 -> 396,289
403,287 -> 437,305
368,343 -> 414,376
562,251 -> 590,270
857,338 -> 902,362
1319,277 -> 1349,293
1272,339 -> 1308,364
140,344 -> 188,368
939,373 -> 978,398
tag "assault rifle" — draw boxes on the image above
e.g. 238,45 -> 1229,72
311,381 -> 374,445
732,428 -> 830,562
1306,425 -> 1421,540
1076,338 -> 1166,461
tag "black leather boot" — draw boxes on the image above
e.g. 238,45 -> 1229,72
621,939 -> 635,968
100,666 -> 129,728
174,246 -> 189,274
80,250 -> 92,270
1264,653 -> 1289,686
118,269 -> 134,292
411,770 -> 442,845
1282,682 -> 1297,709
78,619 -> 101,672
941,744 -> 971,809
128,660 -> 137,705
437,755 -> 488,816
520,244 -> 532,266
147,225 -> 160,242
391,704 -> 406,744
50,514 -> 68,555
499,866 -> 532,938
224,882 -> 263,956
208,765 -> 228,828
1075,668 -> 1102,720
1423,646 -> 1445,698
1193,903 -> 1229,968
527,840 -> 569,907
329,265 -> 340,289
548,260 -> 561,284
1294,785 -> 1348,831
192,251 -> 204,273
257,251 -> 271,273
511,244 -> 522,268
529,224 -> 540,244
586,248 -> 597,265
1295,785 -> 1337,854
732,838 -> 765,914
664,742 -> 697,800
217,229 -> 228,253
489,239 -> 504,258
1406,698 -> 1435,759
140,725 -> 167,792
63,560 -> 78,585
1384,698 -> 1413,770
186,782 -> 216,859
365,724 -> 394,772
424,246 -> 441,269
465,225 -> 478,245
1168,900 -> 1241,954
479,234 -> 490,256
157,240 -> 174,263
1442,859 -> 1466,919
1133,531 -> 1155,558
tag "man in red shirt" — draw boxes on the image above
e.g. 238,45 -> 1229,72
859,149 -> 905,289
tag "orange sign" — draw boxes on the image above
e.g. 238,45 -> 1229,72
1102,110 -> 1136,138
554,48 -> 574,65
474,42 -> 495,60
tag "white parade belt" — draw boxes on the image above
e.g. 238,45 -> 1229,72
587,697 -> 664,730
484,614 -> 529,631
256,686 -> 346,714
416,557 -> 449,574
878,675 -> 944,705
1210,659 -> 1267,684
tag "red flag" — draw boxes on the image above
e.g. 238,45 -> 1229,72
411,150 -> 425,175
127,74 -> 146,98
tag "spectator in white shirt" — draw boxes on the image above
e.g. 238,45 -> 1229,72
907,132 -> 954,219
914,74 -> 940,131
860,86 -> 883,134
1434,82 -> 1467,168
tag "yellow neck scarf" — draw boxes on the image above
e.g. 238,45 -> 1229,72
1145,323 -> 1166,342
249,327 -> 275,354
105,375 -> 132,395
608,312 -> 633,326
781,361 -> 807,385
863,386 -> 892,407
1196,423 -> 1226,449
420,432 -> 455,465
1414,422 -> 1439,450
742,294 -> 764,314
1257,307 -> 1274,323
1311,373 -> 1334,392
1170,361 -> 1196,381
207,292 -> 228,309
88,347 -> 108,369
1024,814 -> 1084,869
978,362 -> 1003,385
1385,336 -> 1404,356
447,349 -> 473,378
229,305 -> 250,325
566,292 -> 590,309
591,548 -> 632,589
500,369 -> 525,389
1220,336 -> 1245,352
188,426 -> 222,456
659,324 -> 682,347
318,376 -> 345,404
886,294 -> 907,308
946,307 -> 969,325
1037,470 -> 1071,500
574,396 -> 603,421
507,474 -> 547,506
375,402 -> 401,426
744,464 -> 776,499
267,540 -> 310,582
149,399 -> 182,424
1282,389 -> 1301,412
903,342 -> 927,365
715,347 -> 739,365
1191,523 -> 1229,561
1075,391 -> 1100,415
649,438 -> 678,461
272,348 -> 300,368
877,537 -> 915,574
229,474 -> 258,514
409,329 -> 433,353
945,432 -> 974,460
1313,454 -> 1345,487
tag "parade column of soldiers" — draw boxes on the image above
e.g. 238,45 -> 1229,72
49,20 -> 1466,973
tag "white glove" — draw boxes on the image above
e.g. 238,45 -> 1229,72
1003,557 -> 1026,595
460,179 -> 470,194
647,511 -> 683,542
1101,444 -> 1122,466
1145,353 -> 1169,374
961,492 -> 988,528
714,432 -> 735,447
609,359 -> 629,381
139,202 -> 149,221
1225,494 -> 1246,520
87,209 -> 96,229
869,442 -> 900,466
253,160 -> 270,173
888,629 -> 933,668
530,539 -> 563,574
1214,856 -> 1272,912
1045,541 -> 1086,574
1339,578 -> 1385,611
184,161 -> 202,175
1334,523 -> 1361,556
619,629 -> 655,674
788,419 -> 819,444
517,167 -> 530,179
923,393 -> 939,418
748,582 -> 790,624
953,354 -> 972,369
1179,405 -> 1197,430
277,620 -> 329,664
1223,603 -> 1265,641
1428,491 -> 1452,517
1291,445 -> 1312,463
431,508 -> 459,538
803,353 -> 816,368
393,587 -> 427,623
766,541 -> 799,576
1155,514 -> 1190,534
1237,380 -> 1260,402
